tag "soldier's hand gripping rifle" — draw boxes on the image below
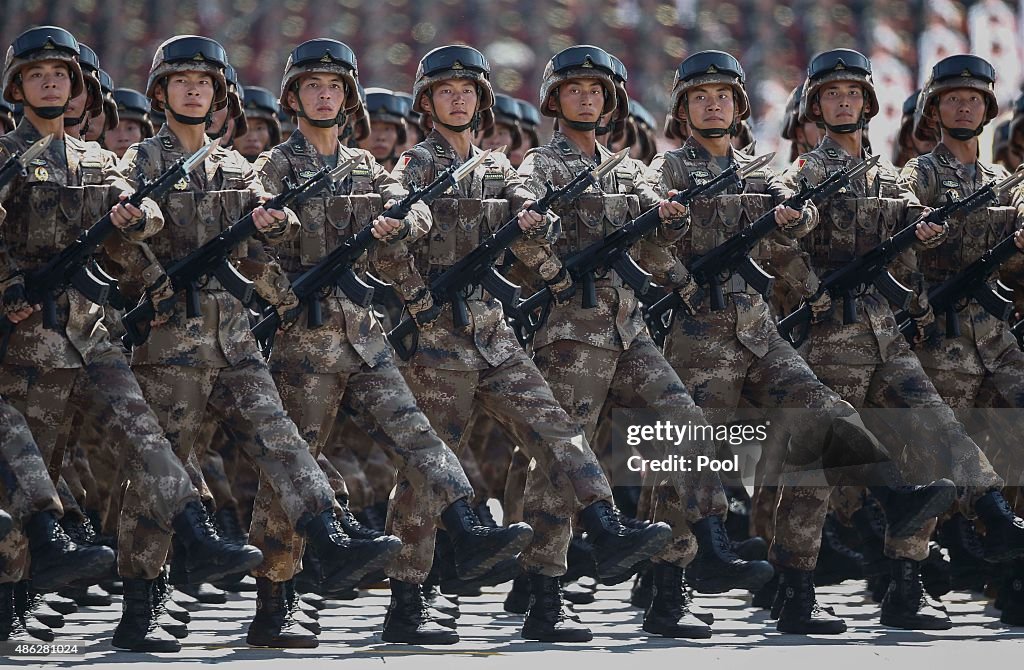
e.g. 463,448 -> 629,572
644,154 -> 874,342
122,155 -> 361,347
893,172 -> 1024,339
510,154 -> 771,345
778,167 -> 1024,347
387,149 -> 629,360
250,149 -> 497,358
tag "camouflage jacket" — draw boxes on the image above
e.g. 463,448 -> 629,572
637,137 -> 818,358
0,120 -> 162,368
781,136 -> 927,365
901,143 -> 1023,374
386,129 -> 558,370
119,124 -> 297,368
254,129 -> 430,372
517,131 -> 665,351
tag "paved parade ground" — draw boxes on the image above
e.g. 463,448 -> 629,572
6,578 -> 1022,670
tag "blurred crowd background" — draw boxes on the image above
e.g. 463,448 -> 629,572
2,0 -> 1023,162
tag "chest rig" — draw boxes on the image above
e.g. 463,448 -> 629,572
275,146 -> 382,275
139,139 -> 251,266
0,136 -> 112,268
419,147 -> 510,276
802,152 -> 906,273
536,141 -> 640,260
914,154 -> 1016,283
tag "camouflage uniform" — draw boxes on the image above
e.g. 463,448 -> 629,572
385,130 -> 613,577
517,132 -> 726,567
777,137 -> 1004,564
0,121 -> 202,581
0,398 -> 62,581
117,126 -> 336,578
901,143 -> 1024,522
247,129 -> 473,583
639,137 -> 894,570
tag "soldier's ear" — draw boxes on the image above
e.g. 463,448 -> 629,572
420,94 -> 432,115
285,90 -> 298,112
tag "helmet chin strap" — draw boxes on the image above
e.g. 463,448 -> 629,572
944,125 -> 983,141
294,94 -> 346,129
683,95 -> 738,139
426,89 -> 481,133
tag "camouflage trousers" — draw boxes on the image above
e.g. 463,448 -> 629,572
462,411 -> 517,504
400,347 -> 611,579
321,443 -> 371,510
336,413 -> 397,508
0,399 -> 63,582
774,347 -> 1004,567
0,343 -> 198,580
247,353 -> 470,583
532,335 -> 726,569
120,357 -> 335,579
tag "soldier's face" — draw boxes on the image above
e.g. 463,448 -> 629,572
424,79 -> 478,126
479,122 -> 514,152
209,105 -> 229,133
935,88 -> 986,133
65,88 -> 89,119
235,118 -> 271,158
360,121 -> 398,159
160,71 -> 216,116
291,73 -> 346,122
103,118 -> 144,158
814,82 -> 864,126
798,120 -> 823,149
509,134 -> 535,167
86,108 -> 106,141
684,84 -> 734,131
14,61 -> 72,108
553,78 -> 605,124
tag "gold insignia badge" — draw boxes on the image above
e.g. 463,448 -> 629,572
452,60 -> 464,69
707,65 -> 718,73
192,52 -> 205,61
320,53 -> 332,63
835,62 -> 846,70
33,166 -> 48,181
961,69 -> 972,77
582,58 -> 594,68
173,177 -> 189,191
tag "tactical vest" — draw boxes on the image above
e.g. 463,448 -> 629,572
803,165 -> 906,273
419,156 -> 510,275
921,206 -> 1016,283
139,144 -> 251,266
0,136 -> 111,267
553,165 -> 640,259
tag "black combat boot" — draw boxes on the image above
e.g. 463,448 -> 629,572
298,509 -> 401,595
13,581 -> 54,641
112,578 -> 182,652
422,583 -> 460,618
59,583 -> 113,607
752,571 -> 778,611
246,578 -> 319,648
579,500 -> 671,581
337,496 -> 384,540
938,513 -> 989,591
687,516 -> 774,593
775,568 -> 847,634
381,580 -> 459,644
562,580 -> 595,605
975,490 -> 1024,562
630,567 -> 654,609
815,515 -> 864,586
24,510 -> 115,592
920,541 -> 952,599
151,573 -> 188,639
355,501 -> 387,531
1000,559 -> 1024,626
851,497 -> 891,585
42,593 -> 78,615
283,580 -> 321,635
440,498 -> 533,581
0,582 -> 28,641
641,564 -> 712,638
869,479 -> 956,538
503,574 -> 531,614
0,510 -> 12,540
880,559 -> 952,630
154,569 -> 190,624
733,536 -> 769,561
521,575 -> 593,642
21,585 -> 63,629
171,501 -> 263,585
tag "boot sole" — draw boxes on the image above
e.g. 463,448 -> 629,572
879,613 -> 953,630
454,525 -> 534,581
887,486 -> 958,539
112,635 -> 182,653
322,538 -> 402,595
594,525 -> 673,581
521,627 -> 594,643
642,622 -> 712,639
183,548 -> 264,586
776,621 -> 848,635
380,630 -> 460,645
689,561 -> 775,594
32,549 -> 116,592
246,633 -> 319,648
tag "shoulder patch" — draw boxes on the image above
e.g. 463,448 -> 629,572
940,179 -> 959,188
797,158 -> 807,170
936,154 -> 951,167
685,147 -> 698,159
160,136 -> 174,150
